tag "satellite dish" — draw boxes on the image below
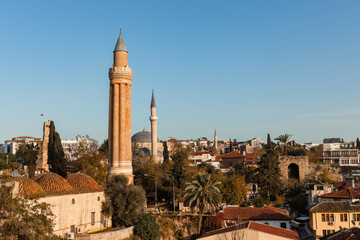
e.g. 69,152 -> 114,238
352,220 -> 356,225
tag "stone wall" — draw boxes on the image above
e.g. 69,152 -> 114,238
75,226 -> 134,240
278,156 -> 309,182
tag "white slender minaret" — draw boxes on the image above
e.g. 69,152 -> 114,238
150,89 -> 159,162
214,128 -> 218,153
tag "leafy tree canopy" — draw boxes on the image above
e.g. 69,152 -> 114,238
134,214 -> 160,240
0,182 -> 56,240
69,135 -> 107,187
102,175 -> 147,227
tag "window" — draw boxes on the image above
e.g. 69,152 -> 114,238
72,198 -> 75,204
280,222 -> 287,229
341,213 -> 348,222
323,214 -> 334,222
317,186 -> 324,190
323,230 -> 327,236
97,196 -> 100,201
70,225 -> 75,233
353,213 -> 360,221
91,212 -> 95,225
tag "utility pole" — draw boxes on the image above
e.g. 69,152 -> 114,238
144,174 -> 157,218
166,174 -> 176,212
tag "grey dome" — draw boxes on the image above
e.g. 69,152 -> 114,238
132,129 -> 159,143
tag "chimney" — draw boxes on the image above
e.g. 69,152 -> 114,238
351,179 -> 355,188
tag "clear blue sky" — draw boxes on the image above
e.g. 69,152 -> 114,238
1,1 -> 360,144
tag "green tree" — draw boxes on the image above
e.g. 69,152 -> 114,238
222,174 -> 248,205
102,175 -> 147,227
0,184 -> 54,239
267,133 -> 273,149
99,138 -> 108,157
162,141 -> 169,164
23,143 -> 39,178
70,136 -> 107,187
357,138 -> 360,150
134,214 -> 160,240
48,121 -> 67,177
275,134 -> 293,155
285,180 -> 308,213
184,172 -> 221,235
256,146 -> 283,201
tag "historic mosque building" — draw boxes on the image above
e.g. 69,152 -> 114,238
131,90 -> 163,162
12,172 -> 109,236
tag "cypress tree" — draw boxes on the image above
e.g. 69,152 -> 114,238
163,141 -> 169,163
229,139 -> 233,152
48,121 -> 67,177
357,138 -> 360,150
256,146 -> 282,201
267,133 -> 272,149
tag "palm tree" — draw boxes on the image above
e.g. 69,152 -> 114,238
184,172 -> 221,235
24,143 -> 39,178
275,134 -> 293,155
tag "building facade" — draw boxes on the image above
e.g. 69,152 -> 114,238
310,201 -> 360,238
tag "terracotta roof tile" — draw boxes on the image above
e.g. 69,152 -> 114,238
249,221 -> 300,240
319,227 -> 360,240
333,180 -> 360,189
66,173 -> 102,192
221,207 -> 291,220
310,201 -> 360,212
319,188 -> 360,199
13,176 -> 44,198
218,152 -> 245,159
34,172 -> 74,193
199,221 -> 300,240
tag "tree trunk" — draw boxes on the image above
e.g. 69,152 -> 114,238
28,163 -> 36,179
198,211 -> 203,236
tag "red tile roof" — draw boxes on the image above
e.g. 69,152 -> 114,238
199,221 -> 300,240
249,221 -> 300,240
245,153 -> 257,159
13,176 -> 44,198
218,152 -> 245,159
34,172 -> 74,193
192,151 -> 214,156
319,188 -> 360,199
221,207 -> 291,221
333,180 -> 360,189
66,173 -> 102,192
319,227 -> 360,240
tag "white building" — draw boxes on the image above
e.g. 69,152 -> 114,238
188,151 -> 220,169
4,136 -> 42,155
322,138 -> 359,166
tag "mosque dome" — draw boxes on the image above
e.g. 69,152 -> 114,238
13,176 -> 44,198
132,128 -> 160,143
34,172 -> 74,193
66,173 -> 102,192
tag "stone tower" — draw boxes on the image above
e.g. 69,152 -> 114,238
214,128 -> 218,153
150,90 -> 159,162
36,121 -> 50,171
108,30 -> 133,183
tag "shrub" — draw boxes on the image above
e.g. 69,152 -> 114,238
134,214 -> 160,240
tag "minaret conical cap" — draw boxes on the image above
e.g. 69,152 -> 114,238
114,29 -> 128,52
151,89 -> 156,108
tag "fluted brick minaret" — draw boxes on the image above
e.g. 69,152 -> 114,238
108,30 -> 133,183
150,89 -> 159,162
